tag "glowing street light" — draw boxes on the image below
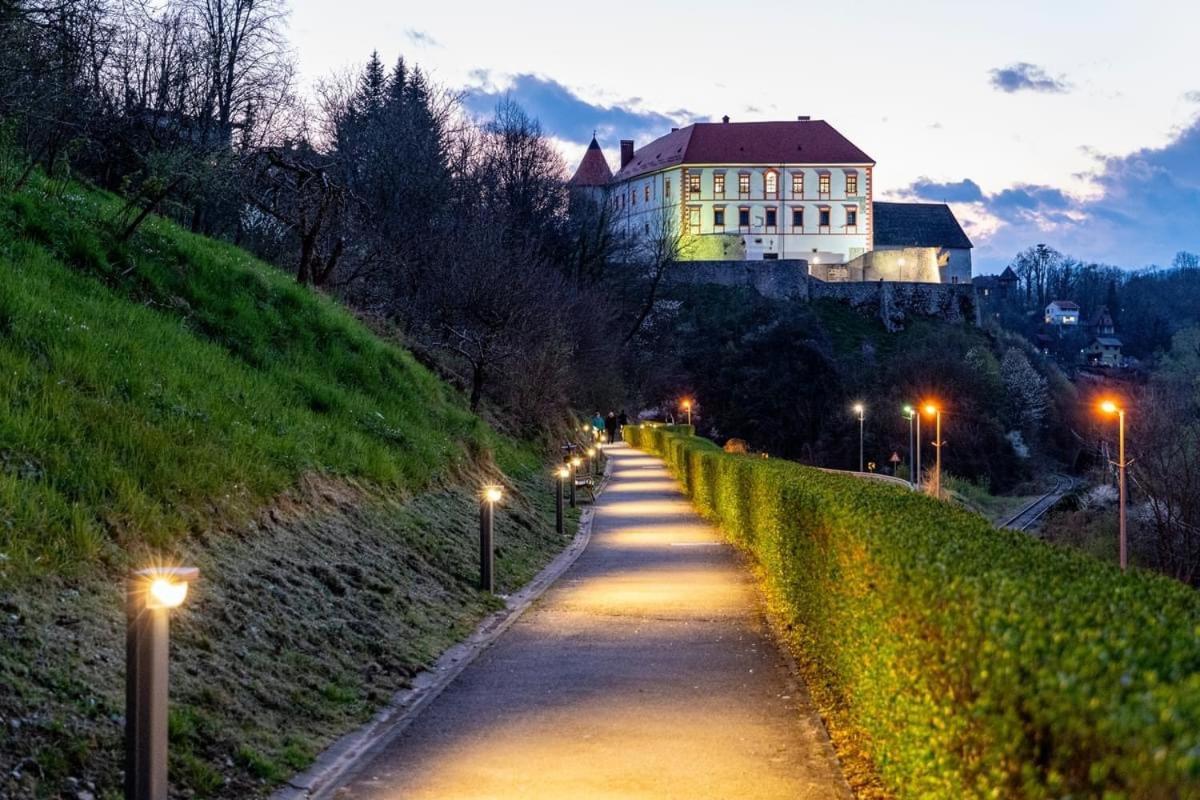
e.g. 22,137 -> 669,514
479,486 -> 502,592
852,403 -> 865,472
1099,400 -> 1128,571
126,566 -> 199,800
902,405 -> 919,488
555,466 -> 568,534
586,446 -> 598,478
680,398 -> 693,427
923,403 -> 943,500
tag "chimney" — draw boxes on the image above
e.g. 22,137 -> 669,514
797,115 -> 811,121
620,139 -> 635,169
722,115 -> 730,124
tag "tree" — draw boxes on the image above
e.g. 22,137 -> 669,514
1000,347 -> 1049,434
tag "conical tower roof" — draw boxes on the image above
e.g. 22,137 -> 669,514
568,136 -> 613,187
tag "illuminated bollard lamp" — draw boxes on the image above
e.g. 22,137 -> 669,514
569,456 -> 582,508
479,486 -> 502,593
555,466 -> 568,534
125,566 -> 199,800
587,446 -> 598,478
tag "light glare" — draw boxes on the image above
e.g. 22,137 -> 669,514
147,578 -> 188,609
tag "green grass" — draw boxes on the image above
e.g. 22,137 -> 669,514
0,172 -> 492,581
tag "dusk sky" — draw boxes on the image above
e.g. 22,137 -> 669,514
290,0 -> 1199,272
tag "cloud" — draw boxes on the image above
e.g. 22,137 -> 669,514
1185,90 -> 1200,103
898,117 -> 1200,270
405,29 -> 439,47
989,63 -> 1069,94
463,73 -> 693,148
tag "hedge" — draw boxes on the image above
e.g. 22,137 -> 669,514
624,424 -> 1200,798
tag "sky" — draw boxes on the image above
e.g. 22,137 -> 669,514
289,0 -> 1200,272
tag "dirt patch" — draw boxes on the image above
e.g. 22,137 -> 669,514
0,469 -> 572,798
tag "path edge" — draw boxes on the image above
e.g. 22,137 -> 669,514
272,453 -> 616,800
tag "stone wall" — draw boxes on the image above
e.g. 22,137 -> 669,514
665,258 -> 976,330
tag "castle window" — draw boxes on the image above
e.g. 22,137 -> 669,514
818,206 -> 831,231
738,173 -> 750,198
645,184 -> 651,202
791,172 -> 803,197
688,173 -> 701,199
738,206 -> 750,231
819,173 -> 831,199
791,207 -> 804,230
687,205 -> 701,232
713,206 -> 726,231
764,171 -> 778,199
845,206 -> 858,227
714,173 -> 725,198
665,178 -> 671,199
845,172 -> 858,196
765,207 -> 777,231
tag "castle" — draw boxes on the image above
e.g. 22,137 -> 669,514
569,117 -> 972,284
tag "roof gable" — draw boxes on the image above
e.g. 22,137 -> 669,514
872,202 -> 973,249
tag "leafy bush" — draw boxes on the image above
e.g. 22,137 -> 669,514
624,424 -> 1200,798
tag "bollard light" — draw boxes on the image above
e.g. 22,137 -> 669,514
587,446 -> 597,477
569,456 -> 582,508
126,566 -> 199,800
555,466 -> 568,534
479,486 -> 502,592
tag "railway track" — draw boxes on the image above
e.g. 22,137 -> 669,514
1001,474 -> 1074,532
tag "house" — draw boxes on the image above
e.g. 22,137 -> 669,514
1084,336 -> 1123,367
566,117 -> 972,283
1044,300 -> 1080,326
974,265 -> 1019,299
1088,306 -> 1116,338
861,202 -> 973,284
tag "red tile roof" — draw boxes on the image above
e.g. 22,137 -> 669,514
611,120 -> 873,182
568,136 -> 613,187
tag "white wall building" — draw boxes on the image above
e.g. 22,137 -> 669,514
1045,300 -> 1080,326
569,117 -> 973,283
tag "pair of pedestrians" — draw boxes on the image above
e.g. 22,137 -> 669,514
591,410 -> 629,444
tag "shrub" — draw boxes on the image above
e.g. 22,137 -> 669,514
624,424 -> 1200,798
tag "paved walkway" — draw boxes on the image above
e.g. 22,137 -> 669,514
330,444 -> 850,799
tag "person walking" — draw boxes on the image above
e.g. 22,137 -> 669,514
591,411 -> 605,442
617,409 -> 628,441
606,411 -> 617,444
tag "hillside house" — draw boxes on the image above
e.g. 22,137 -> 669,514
1044,300 -> 1080,326
1084,336 -> 1123,367
568,117 -> 972,283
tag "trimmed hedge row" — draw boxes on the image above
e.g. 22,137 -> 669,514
624,424 -> 1200,798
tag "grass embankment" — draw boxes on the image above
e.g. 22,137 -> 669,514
626,424 -> 1200,799
0,173 -> 574,798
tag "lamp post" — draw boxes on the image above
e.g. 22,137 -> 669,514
852,403 -> 865,472
555,466 -> 568,534
898,255 -> 907,282
1100,400 -> 1128,571
126,566 -> 199,800
902,405 -> 916,486
587,446 -> 598,478
924,403 -> 942,500
479,486 -> 502,592
681,399 -> 692,427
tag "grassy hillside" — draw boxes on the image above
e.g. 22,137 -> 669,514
0,173 -> 503,581
0,172 -> 573,797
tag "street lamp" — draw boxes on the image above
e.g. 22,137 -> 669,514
479,486 -> 502,592
898,256 -> 907,281
126,566 -> 199,800
555,466 -> 568,534
680,398 -> 693,427
923,403 -> 942,500
902,405 -> 918,487
586,446 -> 598,478
852,403 -> 865,472
1100,400 -> 1128,571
